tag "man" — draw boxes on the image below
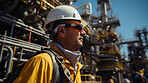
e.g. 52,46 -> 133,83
132,67 -> 148,83
14,5 -> 86,83
139,70 -> 148,83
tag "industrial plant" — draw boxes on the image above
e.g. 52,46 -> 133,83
0,0 -> 147,83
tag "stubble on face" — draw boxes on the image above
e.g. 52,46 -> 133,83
64,28 -> 83,51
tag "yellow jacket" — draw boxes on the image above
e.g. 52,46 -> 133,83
14,45 -> 83,83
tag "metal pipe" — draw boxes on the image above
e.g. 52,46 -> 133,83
0,39 -> 42,51
10,46 -> 16,72
0,32 -> 42,46
0,35 -> 45,51
4,46 -> 13,77
100,0 -> 108,22
0,31 -> 6,62
12,57 -> 28,62
0,16 -> 49,38
10,19 -> 15,37
41,0 -> 55,9
0,45 -> 4,62
76,2 -> 92,15
76,2 -> 92,25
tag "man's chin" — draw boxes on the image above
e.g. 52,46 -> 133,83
78,43 -> 83,48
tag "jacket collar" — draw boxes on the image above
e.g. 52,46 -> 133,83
50,44 -> 83,71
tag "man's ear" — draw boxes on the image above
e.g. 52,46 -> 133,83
58,26 -> 66,37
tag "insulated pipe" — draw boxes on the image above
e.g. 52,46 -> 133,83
76,2 -> 92,25
100,1 -> 108,23
76,2 -> 92,15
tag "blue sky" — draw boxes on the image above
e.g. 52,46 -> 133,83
74,0 -> 148,57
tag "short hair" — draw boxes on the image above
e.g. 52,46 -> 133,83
49,20 -> 70,40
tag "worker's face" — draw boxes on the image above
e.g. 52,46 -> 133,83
64,21 -> 86,50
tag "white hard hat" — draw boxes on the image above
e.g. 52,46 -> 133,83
44,5 -> 81,31
123,78 -> 130,83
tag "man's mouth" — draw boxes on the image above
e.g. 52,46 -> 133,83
79,37 -> 83,41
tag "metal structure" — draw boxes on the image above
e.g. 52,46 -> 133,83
0,0 -> 122,82
81,74 -> 102,83
118,27 -> 148,80
1,0 -> 145,83
76,2 -> 92,25
0,0 -> 59,82
94,0 -> 122,82
80,0 -> 123,83
0,0 -> 92,82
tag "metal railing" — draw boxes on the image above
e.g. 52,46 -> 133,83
81,74 -> 102,83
